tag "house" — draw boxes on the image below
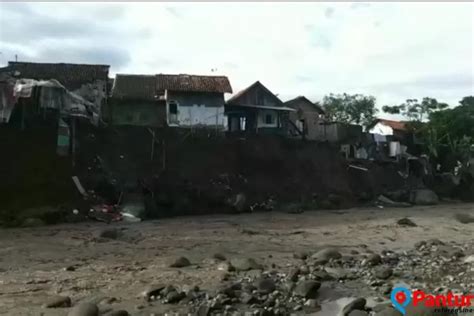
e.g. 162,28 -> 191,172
110,73 -> 232,128
284,96 -> 325,139
2,61 -> 110,117
368,119 -> 409,141
225,81 -> 295,135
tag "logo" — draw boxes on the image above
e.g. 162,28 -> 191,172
391,286 -> 474,315
391,286 -> 412,314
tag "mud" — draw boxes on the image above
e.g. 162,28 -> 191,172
1,203 -> 473,315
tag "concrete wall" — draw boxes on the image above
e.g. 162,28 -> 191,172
72,80 -> 107,115
166,91 -> 226,128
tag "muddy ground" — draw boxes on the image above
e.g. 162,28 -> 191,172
1,203 -> 473,316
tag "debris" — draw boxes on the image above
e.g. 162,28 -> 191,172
293,280 -> 321,298
454,213 -> 474,224
72,176 -> 88,197
397,217 -> 417,227
169,256 -> 191,268
42,296 -> 72,308
348,164 -> 368,172
213,253 -> 227,261
311,248 -> 342,263
230,258 -> 263,271
22,217 -> 45,227
121,212 -> 141,223
376,195 -> 411,208
342,297 -> 366,316
374,266 -> 393,280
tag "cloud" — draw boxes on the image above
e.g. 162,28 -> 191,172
0,2 -> 472,108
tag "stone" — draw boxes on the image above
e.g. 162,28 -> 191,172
409,189 -> 439,205
230,258 -> 263,271
217,262 -> 235,272
293,252 -> 309,260
311,248 -> 342,263
197,304 -> 211,316
42,296 -> 71,308
108,311 -> 129,316
64,266 -> 76,272
240,292 -> 259,305
313,270 -> 333,281
325,267 -> 348,280
342,298 -> 366,316
67,303 -> 99,316
454,213 -> 474,224
213,253 -> 227,261
254,278 -> 276,294
287,268 -> 300,282
169,256 -> 191,268
365,254 -> 382,266
141,284 -> 166,300
304,299 -> 320,309
293,280 -> 321,299
22,217 -> 45,227
233,193 -> 247,212
375,267 -> 393,280
397,218 -> 417,227
165,291 -> 186,303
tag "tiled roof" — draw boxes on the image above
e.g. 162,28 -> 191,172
377,119 -> 408,131
112,73 -> 233,100
284,96 -> 325,114
4,61 -> 110,90
112,74 -> 157,100
226,81 -> 282,106
155,74 -> 232,94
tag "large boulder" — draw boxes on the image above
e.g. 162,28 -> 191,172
409,189 -> 439,205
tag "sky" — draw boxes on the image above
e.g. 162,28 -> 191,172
0,2 -> 473,115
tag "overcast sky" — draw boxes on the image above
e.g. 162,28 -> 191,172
0,2 -> 473,113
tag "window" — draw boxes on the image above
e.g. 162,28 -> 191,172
265,113 -> 274,125
169,101 -> 178,114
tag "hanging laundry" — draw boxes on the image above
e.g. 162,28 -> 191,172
0,81 -> 17,123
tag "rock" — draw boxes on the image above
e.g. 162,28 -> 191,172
230,258 -> 263,271
42,296 -> 71,308
464,255 -> 474,263
410,189 -> 439,205
67,303 -> 99,316
349,311 -> 369,316
293,252 -> 309,260
254,278 -> 276,294
342,298 -> 366,316
365,254 -> 382,266
22,217 -> 45,227
293,280 -> 321,299
311,248 -> 342,263
197,304 -> 211,316
397,218 -> 417,227
287,268 -> 300,282
304,299 -> 320,309
169,256 -> 191,268
240,292 -> 258,304
165,291 -> 186,304
213,253 -> 227,261
454,213 -> 474,224
313,270 -> 333,281
108,311 -> 129,316
64,266 -> 76,272
375,267 -> 393,279
141,284 -> 166,300
217,262 -> 235,272
325,267 -> 348,280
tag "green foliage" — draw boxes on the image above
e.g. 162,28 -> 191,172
382,97 -> 448,122
322,93 -> 378,127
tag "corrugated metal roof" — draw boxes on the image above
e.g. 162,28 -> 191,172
3,61 -> 109,90
377,119 -> 408,131
283,96 -> 325,114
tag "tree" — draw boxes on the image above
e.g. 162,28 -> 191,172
322,93 -> 378,127
382,97 -> 449,122
459,96 -> 474,107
